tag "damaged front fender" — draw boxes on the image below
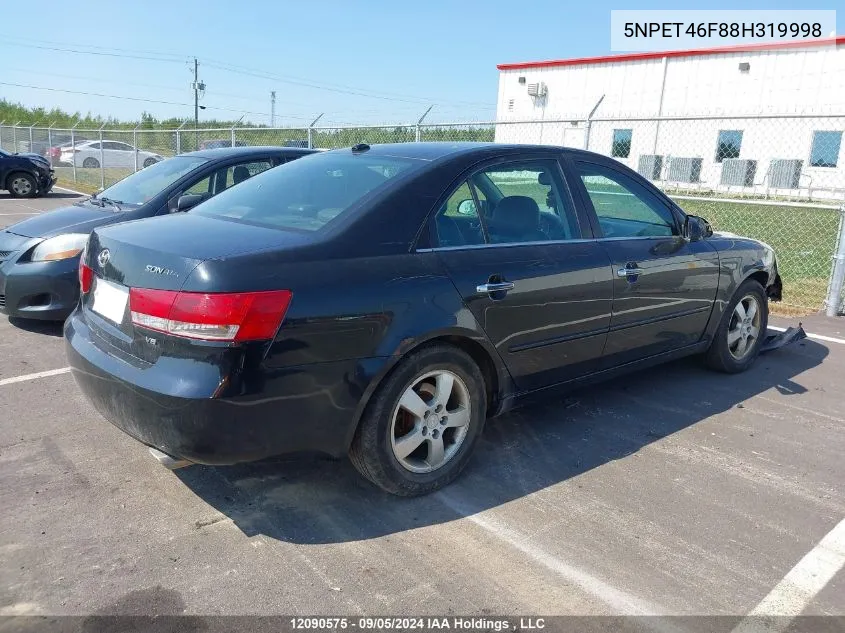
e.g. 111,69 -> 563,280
767,273 -> 783,302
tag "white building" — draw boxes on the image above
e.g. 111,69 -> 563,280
495,37 -> 845,200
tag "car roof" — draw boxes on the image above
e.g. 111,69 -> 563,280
322,142 -> 596,161
189,146 -> 319,159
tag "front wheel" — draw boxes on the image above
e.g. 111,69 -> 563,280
143,157 -> 157,168
6,172 -> 37,198
349,344 -> 487,496
706,279 -> 768,373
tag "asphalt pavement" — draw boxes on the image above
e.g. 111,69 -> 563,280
0,191 -> 842,630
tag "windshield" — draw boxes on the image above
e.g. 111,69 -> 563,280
95,155 -> 208,206
194,151 -> 420,231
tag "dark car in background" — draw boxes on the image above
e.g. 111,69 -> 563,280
0,148 -> 56,198
64,143 -> 783,496
0,146 -> 315,320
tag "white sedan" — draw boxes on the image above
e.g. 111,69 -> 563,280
60,140 -> 163,169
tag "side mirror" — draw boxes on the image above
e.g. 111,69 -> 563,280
175,193 -> 208,212
456,199 -> 477,216
685,215 -> 712,241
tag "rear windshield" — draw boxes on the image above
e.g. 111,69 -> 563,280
193,151 -> 420,231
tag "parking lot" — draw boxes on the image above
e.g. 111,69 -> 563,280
1,192 -> 843,627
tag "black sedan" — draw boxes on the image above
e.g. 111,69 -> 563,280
0,146 -> 315,320
1,147 -> 56,198
64,143 -> 783,496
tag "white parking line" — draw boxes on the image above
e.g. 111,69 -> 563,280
769,325 -> 845,346
436,491 -> 667,617
732,516 -> 845,633
53,186 -> 88,196
0,201 -> 39,211
0,367 -> 71,387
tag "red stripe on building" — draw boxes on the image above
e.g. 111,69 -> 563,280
496,36 -> 845,71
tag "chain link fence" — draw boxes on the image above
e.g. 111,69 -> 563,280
1,115 -> 843,316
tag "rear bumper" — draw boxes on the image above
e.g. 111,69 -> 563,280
64,310 -> 385,464
0,254 -> 79,321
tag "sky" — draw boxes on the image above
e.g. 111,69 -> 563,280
0,0 -> 842,128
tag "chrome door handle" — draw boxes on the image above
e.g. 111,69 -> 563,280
477,281 -> 515,294
617,267 -> 644,277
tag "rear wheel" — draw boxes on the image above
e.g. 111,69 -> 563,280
706,279 -> 768,373
6,172 -> 37,198
82,157 -> 99,168
349,344 -> 486,496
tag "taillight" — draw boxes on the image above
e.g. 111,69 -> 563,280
79,259 -> 93,294
129,289 -> 292,342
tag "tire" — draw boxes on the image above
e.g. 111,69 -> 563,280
6,172 -> 37,198
82,157 -> 99,168
143,157 -> 157,168
705,279 -> 768,374
349,344 -> 487,496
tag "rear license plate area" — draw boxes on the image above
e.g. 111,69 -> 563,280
91,277 -> 129,325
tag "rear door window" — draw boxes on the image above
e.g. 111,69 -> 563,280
220,160 -> 274,191
477,161 -> 581,243
435,181 -> 486,247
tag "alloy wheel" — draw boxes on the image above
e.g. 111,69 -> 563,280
727,294 -> 761,360
390,370 -> 471,473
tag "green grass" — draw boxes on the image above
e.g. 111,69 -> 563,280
673,198 -> 840,314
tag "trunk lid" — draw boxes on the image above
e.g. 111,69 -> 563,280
83,213 -> 312,363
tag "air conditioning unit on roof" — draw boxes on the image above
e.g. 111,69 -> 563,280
527,82 -> 547,97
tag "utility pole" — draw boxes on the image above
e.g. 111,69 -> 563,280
270,91 -> 276,127
190,57 -> 206,150
193,58 -> 200,130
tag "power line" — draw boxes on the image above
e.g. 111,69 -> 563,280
0,39 -> 187,64
1,66 -> 324,109
0,77 -> 381,126
0,81 -> 359,126
1,67 -> 485,123
0,81 -> 296,121
0,35 -> 190,60
0,36 -> 496,110
203,59 -> 495,108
